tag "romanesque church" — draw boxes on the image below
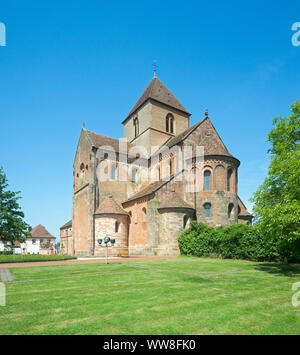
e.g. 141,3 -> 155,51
60,76 -> 252,256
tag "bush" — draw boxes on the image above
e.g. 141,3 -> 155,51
178,222 -> 293,262
0,250 -> 13,255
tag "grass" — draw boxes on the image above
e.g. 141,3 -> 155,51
0,254 -> 77,263
1,256 -> 300,334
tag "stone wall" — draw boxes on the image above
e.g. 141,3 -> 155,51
94,214 -> 128,256
60,226 -> 73,255
72,130 -> 96,257
157,209 -> 194,256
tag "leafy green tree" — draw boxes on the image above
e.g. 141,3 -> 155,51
0,167 -> 30,244
251,101 -> 300,257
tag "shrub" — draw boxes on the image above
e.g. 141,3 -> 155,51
178,222 -> 291,262
0,250 -> 13,255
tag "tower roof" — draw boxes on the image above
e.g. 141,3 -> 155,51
158,191 -> 194,210
123,77 -> 190,123
95,195 -> 129,216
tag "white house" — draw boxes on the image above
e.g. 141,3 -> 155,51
0,224 -> 56,255
22,224 -> 56,254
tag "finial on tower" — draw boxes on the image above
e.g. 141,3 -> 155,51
205,109 -> 209,118
152,59 -> 158,78
82,122 -> 86,129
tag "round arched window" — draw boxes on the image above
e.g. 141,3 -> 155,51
80,163 -> 85,173
228,203 -> 234,218
204,170 -> 211,191
204,203 -> 211,218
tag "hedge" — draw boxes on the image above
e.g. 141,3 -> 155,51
0,254 -> 77,263
178,222 -> 300,263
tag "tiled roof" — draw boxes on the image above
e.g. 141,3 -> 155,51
158,191 -> 194,210
30,225 -> 56,239
124,77 -> 191,122
60,220 -> 72,230
125,180 -> 167,203
85,130 -> 134,153
95,196 -> 129,215
237,196 -> 253,216
166,121 -> 203,148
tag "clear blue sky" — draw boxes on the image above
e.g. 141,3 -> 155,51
0,1 -> 299,239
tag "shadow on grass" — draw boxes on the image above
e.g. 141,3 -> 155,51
254,263 -> 300,277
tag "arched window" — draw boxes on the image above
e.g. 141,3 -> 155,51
204,203 -> 211,218
228,203 -> 234,219
115,221 -> 120,233
183,215 -> 190,229
238,205 -> 241,215
80,163 -> 85,174
111,165 -> 116,180
170,116 -> 174,134
142,207 -> 147,223
204,170 -> 211,191
134,117 -> 139,137
166,113 -> 174,133
227,169 -> 233,191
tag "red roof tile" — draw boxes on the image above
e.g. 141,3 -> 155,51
124,77 -> 190,122
158,191 -> 194,210
85,130 -> 134,152
30,225 -> 56,239
95,196 -> 129,215
125,180 -> 167,203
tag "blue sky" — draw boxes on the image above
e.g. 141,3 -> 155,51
0,1 -> 299,239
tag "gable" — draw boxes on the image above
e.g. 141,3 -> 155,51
73,128 -> 93,168
180,118 -> 234,158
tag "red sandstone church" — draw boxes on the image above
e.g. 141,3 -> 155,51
60,76 -> 252,257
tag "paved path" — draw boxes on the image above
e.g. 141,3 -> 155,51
0,256 -> 177,269
0,268 -> 14,282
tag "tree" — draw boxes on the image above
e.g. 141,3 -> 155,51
0,167 -> 30,244
251,101 -> 300,259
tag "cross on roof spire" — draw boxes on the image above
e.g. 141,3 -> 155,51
152,60 -> 158,78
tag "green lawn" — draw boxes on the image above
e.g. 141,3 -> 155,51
1,256 -> 300,334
